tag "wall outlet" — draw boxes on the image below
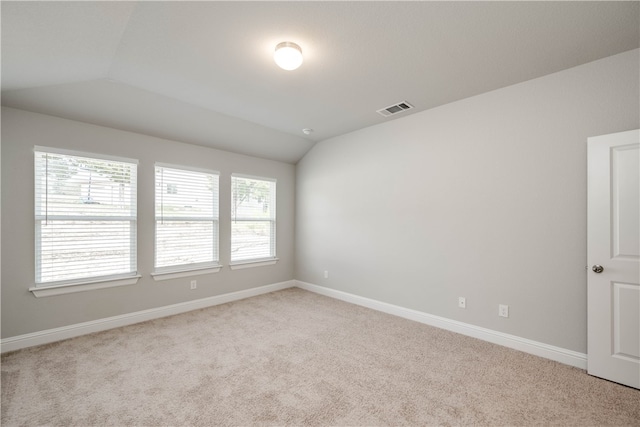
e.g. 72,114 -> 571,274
324,270 -> 329,279
499,304 -> 509,318
190,280 -> 197,290
458,297 -> 466,309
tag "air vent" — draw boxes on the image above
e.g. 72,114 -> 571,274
376,101 -> 413,117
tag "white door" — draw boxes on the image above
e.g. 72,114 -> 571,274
587,129 -> 640,389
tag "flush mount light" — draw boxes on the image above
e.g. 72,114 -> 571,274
274,41 -> 303,70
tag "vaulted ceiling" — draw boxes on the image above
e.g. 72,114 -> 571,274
2,1 -> 638,163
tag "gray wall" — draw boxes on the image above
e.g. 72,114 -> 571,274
1,107 -> 295,338
295,49 -> 640,353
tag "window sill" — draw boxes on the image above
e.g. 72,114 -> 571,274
29,275 -> 142,298
151,265 -> 223,281
229,258 -> 279,270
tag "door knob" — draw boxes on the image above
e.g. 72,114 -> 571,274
592,265 -> 604,273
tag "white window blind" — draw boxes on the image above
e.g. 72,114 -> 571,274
155,165 -> 219,272
34,148 -> 138,286
231,175 -> 276,262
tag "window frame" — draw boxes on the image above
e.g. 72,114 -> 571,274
151,163 -> 221,281
30,146 -> 140,297
230,173 -> 278,269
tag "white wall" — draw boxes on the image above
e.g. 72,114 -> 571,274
1,107 -> 295,338
295,49 -> 640,353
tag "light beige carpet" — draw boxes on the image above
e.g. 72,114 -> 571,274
1,288 -> 639,426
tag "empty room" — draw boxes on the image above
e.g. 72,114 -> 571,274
1,1 -> 639,426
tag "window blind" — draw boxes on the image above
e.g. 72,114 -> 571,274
231,175 -> 276,262
155,165 -> 219,272
34,148 -> 138,285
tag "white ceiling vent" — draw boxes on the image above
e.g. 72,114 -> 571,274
376,101 -> 413,117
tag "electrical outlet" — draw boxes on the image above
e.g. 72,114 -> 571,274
324,270 -> 329,279
458,297 -> 466,309
499,304 -> 509,318
190,280 -> 197,290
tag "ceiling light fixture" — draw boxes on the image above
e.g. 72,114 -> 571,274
274,42 -> 303,71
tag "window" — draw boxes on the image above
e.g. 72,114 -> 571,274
34,147 -> 138,287
231,174 -> 276,265
154,164 -> 220,278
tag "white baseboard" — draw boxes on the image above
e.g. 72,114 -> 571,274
295,280 -> 587,370
1,280 -> 295,353
1,279 -> 588,370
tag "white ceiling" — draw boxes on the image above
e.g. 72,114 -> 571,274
2,1 -> 638,164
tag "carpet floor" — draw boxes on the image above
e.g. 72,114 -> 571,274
1,288 -> 639,426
